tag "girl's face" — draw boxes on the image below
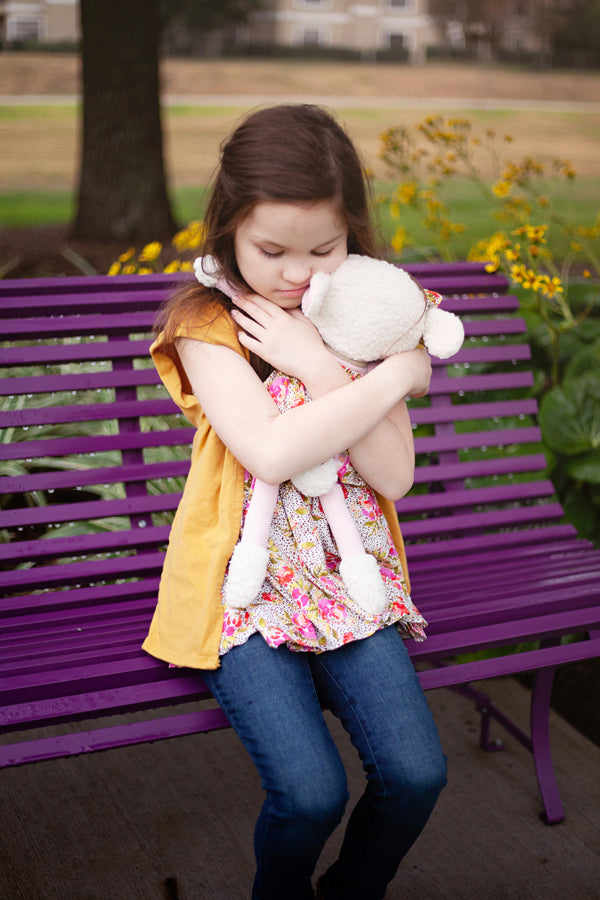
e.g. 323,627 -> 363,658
233,199 -> 348,308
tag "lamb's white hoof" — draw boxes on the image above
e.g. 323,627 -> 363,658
292,458 -> 339,497
339,553 -> 387,616
223,542 -> 270,608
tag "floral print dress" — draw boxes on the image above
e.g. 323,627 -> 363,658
219,368 -> 427,656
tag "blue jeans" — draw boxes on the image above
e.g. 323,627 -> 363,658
201,626 -> 446,900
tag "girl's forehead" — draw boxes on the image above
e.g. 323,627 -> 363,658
241,199 -> 345,237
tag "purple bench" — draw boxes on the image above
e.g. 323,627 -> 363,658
1,266 -> 599,825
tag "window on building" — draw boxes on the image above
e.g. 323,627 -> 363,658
389,33 -> 405,49
388,0 -> 408,8
12,18 -> 42,42
303,28 -> 321,46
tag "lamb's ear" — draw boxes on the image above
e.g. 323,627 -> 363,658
193,255 -> 220,287
302,271 -> 331,318
422,307 -> 465,359
193,255 -> 241,302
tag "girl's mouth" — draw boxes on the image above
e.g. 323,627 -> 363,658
279,285 -> 310,297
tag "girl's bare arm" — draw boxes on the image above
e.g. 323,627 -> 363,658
178,327 -> 429,499
226,294 -> 430,499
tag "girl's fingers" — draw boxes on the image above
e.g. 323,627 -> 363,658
232,293 -> 277,322
230,307 -> 264,336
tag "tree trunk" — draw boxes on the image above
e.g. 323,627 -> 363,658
72,0 -> 177,242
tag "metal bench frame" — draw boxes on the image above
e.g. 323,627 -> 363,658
1,266 -> 599,825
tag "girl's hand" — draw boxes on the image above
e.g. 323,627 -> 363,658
390,347 -> 432,398
230,293 -> 331,381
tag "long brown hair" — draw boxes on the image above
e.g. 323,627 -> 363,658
155,104 -> 381,378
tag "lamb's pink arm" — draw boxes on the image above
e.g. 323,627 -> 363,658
319,483 -> 367,558
240,479 -> 279,548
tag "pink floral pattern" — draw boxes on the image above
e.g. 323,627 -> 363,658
219,369 -> 427,655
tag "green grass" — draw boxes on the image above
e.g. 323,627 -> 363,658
0,186 -> 208,229
375,176 -> 600,261
0,190 -> 76,227
0,104 -> 78,121
2,178 -> 598,276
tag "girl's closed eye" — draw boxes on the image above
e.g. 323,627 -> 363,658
260,247 -> 283,259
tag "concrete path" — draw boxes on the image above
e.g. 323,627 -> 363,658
1,677 -> 599,899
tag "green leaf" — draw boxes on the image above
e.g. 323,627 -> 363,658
562,489 -> 600,542
565,449 -> 600,484
539,375 -> 600,455
564,338 -> 600,382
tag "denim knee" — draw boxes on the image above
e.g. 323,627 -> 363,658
272,765 -> 349,831
369,748 -> 447,820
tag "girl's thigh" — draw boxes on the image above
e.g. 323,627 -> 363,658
201,634 -> 348,802
310,626 -> 446,785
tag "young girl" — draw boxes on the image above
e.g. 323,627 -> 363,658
143,104 -> 447,900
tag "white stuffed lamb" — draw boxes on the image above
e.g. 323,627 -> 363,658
194,253 -> 464,616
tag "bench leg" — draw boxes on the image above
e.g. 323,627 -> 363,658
447,672 -> 565,825
530,666 -> 565,825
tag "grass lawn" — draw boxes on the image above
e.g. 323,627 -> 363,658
1,89 -> 598,266
2,178 -> 598,267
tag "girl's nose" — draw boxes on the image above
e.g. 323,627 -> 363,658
282,259 -> 311,285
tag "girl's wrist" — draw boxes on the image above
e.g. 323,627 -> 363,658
301,348 -> 350,399
380,353 -> 416,399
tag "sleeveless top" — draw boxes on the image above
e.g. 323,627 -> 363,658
143,303 -> 424,671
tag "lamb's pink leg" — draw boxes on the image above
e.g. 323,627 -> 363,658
320,484 -> 387,616
223,479 -> 279,608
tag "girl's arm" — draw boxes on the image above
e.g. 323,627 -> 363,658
177,317 -> 429,499
227,294 -> 430,500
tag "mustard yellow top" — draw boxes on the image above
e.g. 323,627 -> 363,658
142,304 -> 411,670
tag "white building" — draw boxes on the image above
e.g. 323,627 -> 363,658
247,0 -> 436,63
0,0 -> 79,45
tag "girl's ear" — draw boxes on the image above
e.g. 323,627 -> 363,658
302,271 -> 331,317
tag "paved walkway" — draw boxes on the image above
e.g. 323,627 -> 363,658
1,677 -> 599,899
1,94 -> 600,113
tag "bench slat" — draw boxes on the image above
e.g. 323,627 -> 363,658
0,459 -> 190,496
417,636 -> 600,691
0,368 -> 161,396
0,707 -> 231,768
1,397 -> 179,428
0,426 -> 194,462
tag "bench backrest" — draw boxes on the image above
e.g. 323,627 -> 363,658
1,265 -> 566,618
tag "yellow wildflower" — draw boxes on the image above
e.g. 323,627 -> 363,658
122,264 -> 137,275
510,263 -> 527,284
538,275 -> 563,298
137,267 -> 153,275
118,247 -> 136,263
107,262 -> 121,276
396,182 -> 417,205
172,220 -> 205,253
492,180 -> 511,198
163,259 -> 181,274
391,226 -> 408,255
520,268 -> 538,289
138,241 -> 162,263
